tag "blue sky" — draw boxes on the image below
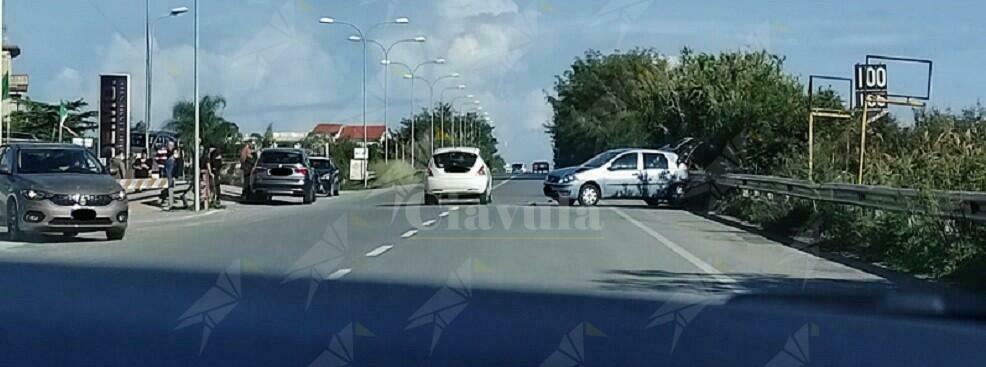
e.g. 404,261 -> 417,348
6,0 -> 985,163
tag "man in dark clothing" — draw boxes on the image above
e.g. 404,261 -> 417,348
132,152 -> 151,179
207,147 -> 224,208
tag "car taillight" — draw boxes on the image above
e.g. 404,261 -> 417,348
477,166 -> 486,176
296,167 -> 309,176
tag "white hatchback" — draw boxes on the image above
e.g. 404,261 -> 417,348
424,147 -> 492,205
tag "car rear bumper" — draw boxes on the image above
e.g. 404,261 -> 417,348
18,199 -> 128,233
426,176 -> 488,196
252,177 -> 309,196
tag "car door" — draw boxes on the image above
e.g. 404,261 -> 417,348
641,152 -> 671,199
0,147 -> 13,216
602,152 -> 642,198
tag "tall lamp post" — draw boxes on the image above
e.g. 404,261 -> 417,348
145,4 -> 188,154
447,94 -> 473,147
439,84 -> 466,148
407,73 -> 459,156
192,0 -> 201,211
366,36 -> 426,162
319,16 -> 409,187
394,58 -> 445,166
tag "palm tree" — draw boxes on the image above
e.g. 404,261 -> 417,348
249,123 -> 276,148
164,95 -> 243,156
9,98 -> 98,142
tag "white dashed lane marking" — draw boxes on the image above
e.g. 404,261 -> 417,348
327,268 -> 352,280
438,212 -> 449,217
365,245 -> 394,257
422,219 -> 437,227
401,229 -> 419,238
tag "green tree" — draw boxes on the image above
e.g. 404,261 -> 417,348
9,98 -> 97,141
163,95 -> 243,156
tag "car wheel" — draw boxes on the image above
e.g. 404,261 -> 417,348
106,229 -> 125,241
303,187 -> 315,205
479,191 -> 490,205
7,201 -> 23,241
333,184 -> 340,196
644,198 -> 662,207
424,194 -> 439,206
578,184 -> 600,206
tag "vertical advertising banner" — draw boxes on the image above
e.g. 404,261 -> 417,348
99,74 -> 130,160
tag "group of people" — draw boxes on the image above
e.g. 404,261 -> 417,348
108,142 -> 236,211
153,141 -> 225,211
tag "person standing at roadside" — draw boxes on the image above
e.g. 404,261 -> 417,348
162,141 -> 177,210
239,142 -> 256,198
110,151 -> 127,179
132,152 -> 151,179
207,146 -> 224,208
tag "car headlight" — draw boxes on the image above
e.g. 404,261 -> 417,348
559,175 -> 576,184
113,190 -> 127,201
21,189 -> 52,200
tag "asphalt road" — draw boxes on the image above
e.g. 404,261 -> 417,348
0,174 -> 890,296
4,175 -> 965,366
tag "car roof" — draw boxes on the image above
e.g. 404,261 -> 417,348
261,148 -> 305,154
433,147 -> 480,155
5,143 -> 83,150
609,148 -> 675,155
309,156 -> 332,161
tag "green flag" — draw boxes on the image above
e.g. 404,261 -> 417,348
58,102 -> 68,124
1,72 -> 8,100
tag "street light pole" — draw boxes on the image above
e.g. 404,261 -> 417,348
146,5 -> 188,154
448,95 -> 473,146
193,0 -> 200,211
439,84 -> 465,148
424,73 -> 459,154
321,17 -> 408,187
371,37 -> 425,162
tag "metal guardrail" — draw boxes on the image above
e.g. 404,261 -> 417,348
708,173 -> 986,222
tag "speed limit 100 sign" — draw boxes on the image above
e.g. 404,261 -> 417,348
855,64 -> 888,108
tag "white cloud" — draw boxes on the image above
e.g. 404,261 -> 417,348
437,0 -> 520,18
42,67 -> 85,102
91,1 -> 347,132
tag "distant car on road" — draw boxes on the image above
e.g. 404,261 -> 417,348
531,161 -> 550,174
424,147 -> 492,205
511,163 -> 526,174
543,148 -> 688,207
310,156 -> 341,197
247,148 -> 317,204
0,143 -> 128,241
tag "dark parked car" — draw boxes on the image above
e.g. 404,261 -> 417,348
247,148 -> 317,204
0,143 -> 128,240
310,157 -> 341,197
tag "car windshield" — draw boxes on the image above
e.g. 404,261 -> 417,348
434,152 -> 477,171
310,159 -> 334,169
259,151 -> 302,164
582,150 -> 624,168
17,148 -> 103,174
8,1 -> 986,365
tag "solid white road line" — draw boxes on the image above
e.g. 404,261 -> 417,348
610,208 -> 736,284
422,219 -> 437,227
365,245 -> 394,257
327,268 -> 352,280
401,229 -> 419,238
